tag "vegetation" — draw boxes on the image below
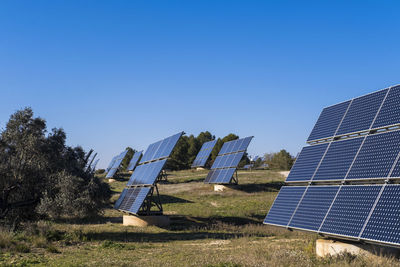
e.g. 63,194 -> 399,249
1,169 -> 398,266
264,149 -> 294,170
0,108 -> 111,227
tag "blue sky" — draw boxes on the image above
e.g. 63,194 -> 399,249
1,1 -> 399,168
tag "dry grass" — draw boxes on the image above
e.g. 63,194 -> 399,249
1,169 -> 400,266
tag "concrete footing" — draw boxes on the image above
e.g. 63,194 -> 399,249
108,179 -> 116,183
123,215 -> 170,227
196,167 -> 206,171
214,185 -> 228,192
316,239 -> 400,257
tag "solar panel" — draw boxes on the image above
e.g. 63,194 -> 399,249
127,159 -> 167,186
91,159 -> 99,171
114,187 -> 151,214
106,150 -> 128,178
191,140 -> 217,167
106,156 -> 117,173
307,101 -> 351,142
319,185 -> 382,238
263,186 -> 306,227
361,184 -> 400,245
139,132 -> 184,164
127,150 -> 143,171
312,137 -> 364,181
289,186 -> 339,231
372,85 -> 400,129
205,136 -> 253,184
285,143 -> 328,182
345,130 -> 400,180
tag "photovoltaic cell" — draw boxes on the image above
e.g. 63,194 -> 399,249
192,140 -> 217,167
211,152 -> 244,169
347,131 -> 400,180
312,137 -> 364,181
140,132 -> 183,163
289,186 -> 339,231
361,185 -> 400,245
127,159 -> 167,186
307,101 -> 351,142
218,137 -> 253,155
127,150 -> 143,171
264,186 -> 306,227
204,168 -> 236,184
319,185 -> 382,238
115,187 -> 151,214
372,85 -> 400,129
336,89 -> 388,136
286,143 -> 328,182
106,156 -> 117,173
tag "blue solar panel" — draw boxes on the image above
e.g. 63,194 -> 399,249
115,187 -> 151,214
312,137 -> 363,181
264,186 -> 306,227
211,152 -> 244,169
106,156 -> 117,173
127,150 -> 143,171
372,85 -> 400,129
91,159 -> 99,171
289,186 -> 339,231
361,185 -> 400,245
347,131 -> 400,180
336,89 -> 388,136
307,101 -> 351,142
219,137 -> 253,155
106,168 -> 118,178
286,143 -> 328,182
192,140 -> 217,167
127,159 -> 167,186
205,168 -> 236,184
140,132 -> 183,163
319,185 -> 382,238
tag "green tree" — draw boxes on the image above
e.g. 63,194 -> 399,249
264,149 -> 294,170
121,147 -> 135,171
0,108 -> 111,225
166,136 -> 190,170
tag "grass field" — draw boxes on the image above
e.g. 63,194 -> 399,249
1,169 -> 399,266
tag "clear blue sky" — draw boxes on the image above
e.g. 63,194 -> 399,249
1,1 -> 399,168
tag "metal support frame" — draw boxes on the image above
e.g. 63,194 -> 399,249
231,170 -> 238,185
156,170 -> 169,182
138,185 -> 163,216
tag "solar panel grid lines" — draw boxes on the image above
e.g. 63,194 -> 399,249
127,150 -> 143,171
373,85 -> 400,129
318,185 -> 383,238
115,187 -> 151,214
263,186 -> 307,227
127,159 -> 167,186
139,132 -> 184,164
335,89 -> 389,136
218,136 -> 253,156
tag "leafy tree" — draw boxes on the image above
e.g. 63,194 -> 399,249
166,136 -> 190,170
264,149 -> 294,170
121,147 -> 135,171
0,108 -> 111,226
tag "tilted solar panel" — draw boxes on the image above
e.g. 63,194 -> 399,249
319,185 -> 382,238
211,152 -> 244,169
140,132 -> 184,164
264,186 -> 306,227
106,150 -> 129,178
307,101 -> 351,142
192,140 -> 217,167
289,186 -> 339,231
219,137 -> 253,155
336,89 -> 388,136
114,187 -> 151,214
91,159 -> 99,171
204,168 -> 236,184
127,159 -> 167,186
372,85 -> 400,129
127,150 -> 143,171
285,143 -> 328,182
106,156 -> 117,173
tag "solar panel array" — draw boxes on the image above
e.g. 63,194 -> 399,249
115,132 -> 183,215
265,85 -> 400,247
205,136 -> 253,184
127,150 -> 143,171
192,140 -> 217,167
106,150 -> 129,178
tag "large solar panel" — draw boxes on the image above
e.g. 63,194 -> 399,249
106,156 -> 117,173
205,136 -> 253,184
307,101 -> 351,142
192,140 -> 217,167
266,85 -> 400,247
263,186 -> 306,227
106,150 -> 128,178
139,132 -> 184,164
127,150 -> 143,171
127,159 -> 167,186
289,186 -> 339,231
114,187 -> 151,214
285,143 -> 328,182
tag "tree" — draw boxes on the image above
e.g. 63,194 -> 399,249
264,149 -> 294,170
0,108 -> 111,225
121,147 -> 135,171
166,136 -> 190,170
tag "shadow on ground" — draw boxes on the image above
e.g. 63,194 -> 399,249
231,182 -> 284,193
159,195 -> 193,204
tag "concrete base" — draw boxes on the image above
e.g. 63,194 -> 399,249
214,185 -> 228,192
108,179 -> 116,183
123,215 -> 170,227
316,239 -> 400,258
196,167 -> 206,171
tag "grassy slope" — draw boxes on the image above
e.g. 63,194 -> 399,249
1,170 -> 399,266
